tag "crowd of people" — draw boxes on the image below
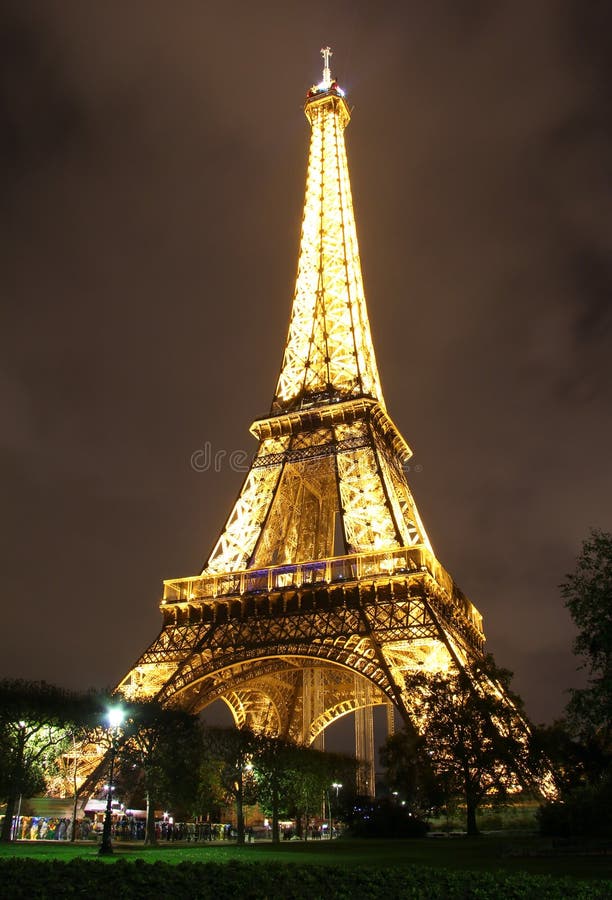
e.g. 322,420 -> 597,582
15,816 -> 91,840
7,815 -> 332,842
8,815 -> 250,842
157,821 -> 239,841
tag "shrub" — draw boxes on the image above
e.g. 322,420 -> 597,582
0,857 -> 609,899
538,775 -> 612,838
346,797 -> 429,838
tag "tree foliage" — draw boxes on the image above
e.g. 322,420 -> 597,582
251,734 -> 297,842
197,726 -> 356,842
561,528 -> 612,742
400,656 -> 537,835
0,680 -> 99,842
379,729 -> 446,817
200,726 -> 259,844
534,532 -> 612,837
118,700 -> 201,844
531,720 -> 609,796
538,771 -> 612,839
280,745 -> 356,837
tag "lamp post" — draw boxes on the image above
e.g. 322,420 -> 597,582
99,707 -> 124,856
12,722 -> 26,841
70,732 -> 80,843
329,782 -> 342,840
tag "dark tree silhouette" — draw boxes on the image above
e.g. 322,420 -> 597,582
380,727 -> 447,817
118,699 -> 201,844
200,726 -> 259,845
402,656 -> 537,835
561,528 -> 612,745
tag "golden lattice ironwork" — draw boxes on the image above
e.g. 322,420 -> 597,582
117,51 -> 526,797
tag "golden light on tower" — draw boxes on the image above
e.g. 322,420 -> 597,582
203,51 -> 432,577
274,58 -> 383,410
114,51 -> 525,797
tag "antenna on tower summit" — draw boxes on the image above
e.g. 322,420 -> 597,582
321,46 -> 332,88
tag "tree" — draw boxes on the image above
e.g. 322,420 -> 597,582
403,656 -> 537,835
200,726 -> 259,845
253,734 -> 297,843
531,720 -> 607,796
0,680 -> 97,842
534,533 -> 612,838
561,528 -> 612,743
533,718 -> 612,838
193,753 -> 227,824
282,745 -> 356,839
118,700 -> 201,844
47,694 -> 110,842
379,728 -> 446,818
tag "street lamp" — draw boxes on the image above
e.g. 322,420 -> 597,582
99,706 -> 124,856
329,782 -> 342,840
12,722 -> 26,841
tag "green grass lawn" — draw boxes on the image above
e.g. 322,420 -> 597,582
1,835 -> 610,883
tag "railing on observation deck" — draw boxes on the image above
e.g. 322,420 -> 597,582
162,544 -> 484,635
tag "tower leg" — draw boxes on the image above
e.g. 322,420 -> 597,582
354,677 -> 375,797
303,668 -> 325,749
386,700 -> 395,738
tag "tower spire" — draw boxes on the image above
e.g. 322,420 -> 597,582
273,54 -> 384,414
321,45 -> 332,87
200,55 -> 431,576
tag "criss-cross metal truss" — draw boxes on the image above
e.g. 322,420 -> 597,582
116,54 -> 528,797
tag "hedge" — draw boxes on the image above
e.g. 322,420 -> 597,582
0,858 -> 609,898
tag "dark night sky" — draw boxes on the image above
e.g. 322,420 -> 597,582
2,1 -> 611,729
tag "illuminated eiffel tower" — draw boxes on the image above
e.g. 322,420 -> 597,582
118,50 -> 488,795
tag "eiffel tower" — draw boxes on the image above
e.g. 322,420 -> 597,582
118,49 -> 488,795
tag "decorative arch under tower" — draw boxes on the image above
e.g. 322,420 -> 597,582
118,52 -> 488,795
